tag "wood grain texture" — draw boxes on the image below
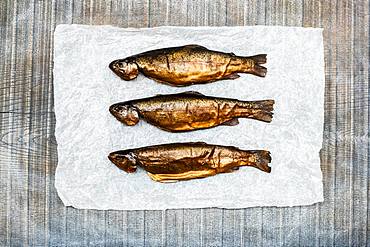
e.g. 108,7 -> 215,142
0,0 -> 369,246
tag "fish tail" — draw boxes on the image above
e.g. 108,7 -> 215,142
248,54 -> 267,77
252,99 -> 274,122
248,54 -> 267,64
250,150 -> 272,173
252,99 -> 274,111
237,100 -> 274,122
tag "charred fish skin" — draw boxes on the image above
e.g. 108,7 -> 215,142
109,45 -> 267,86
109,92 -> 274,132
108,142 -> 272,182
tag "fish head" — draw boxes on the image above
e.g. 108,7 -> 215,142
108,151 -> 137,173
109,103 -> 139,126
109,59 -> 139,80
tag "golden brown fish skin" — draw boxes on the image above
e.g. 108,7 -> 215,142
108,142 -> 271,182
109,92 -> 274,132
109,45 -> 267,86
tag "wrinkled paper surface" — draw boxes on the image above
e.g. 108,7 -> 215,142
54,25 -> 324,210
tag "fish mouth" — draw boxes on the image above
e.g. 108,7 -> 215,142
109,105 -> 121,122
108,153 -> 116,163
107,152 -> 123,168
109,60 -> 125,79
109,104 -> 118,116
109,60 -> 118,71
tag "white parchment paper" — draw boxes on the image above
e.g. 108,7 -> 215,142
54,25 -> 324,210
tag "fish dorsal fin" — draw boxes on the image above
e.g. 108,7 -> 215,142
154,91 -> 204,97
180,91 -> 205,96
193,141 -> 208,145
184,44 -> 207,50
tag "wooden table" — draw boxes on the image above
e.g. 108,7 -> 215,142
0,1 -> 368,246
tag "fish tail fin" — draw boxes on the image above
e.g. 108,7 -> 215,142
238,100 -> 274,123
249,54 -> 267,64
253,99 -> 274,111
252,99 -> 274,122
251,150 -> 272,173
253,110 -> 274,123
248,54 -> 267,77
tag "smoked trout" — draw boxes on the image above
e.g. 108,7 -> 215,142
109,91 -> 274,132
109,45 -> 267,86
108,142 -> 272,182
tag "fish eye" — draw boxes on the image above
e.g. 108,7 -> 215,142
118,61 -> 127,68
116,105 -> 128,113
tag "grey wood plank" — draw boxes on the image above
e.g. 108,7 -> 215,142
143,210 -> 163,247
167,0 -> 188,26
225,0 -> 244,26
90,0 -> 113,25
48,1 -> 68,246
65,208 -> 86,246
5,0 -> 32,246
221,209 -> 243,247
27,0 -> 54,245
243,208 -> 263,246
260,208 -> 284,246
126,210 -> 145,247
148,0 -> 167,27
85,210 -> 107,246
264,0 -> 283,26
281,208 -> 302,246
126,0 -> 149,28
201,208 -> 223,247
105,210 -> 128,246
71,0 -> 93,24
110,0 -> 129,27
317,1 -> 337,246
351,1 -> 369,246
165,209 -> 184,247
186,0 -> 207,26
0,0 -> 10,245
206,0 -> 227,26
242,0 -> 268,27
183,209 -> 202,247
331,1 -> 355,246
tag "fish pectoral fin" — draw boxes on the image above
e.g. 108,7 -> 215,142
181,91 -> 205,96
221,118 -> 239,126
147,170 -> 217,183
222,167 -> 240,173
223,73 -> 240,80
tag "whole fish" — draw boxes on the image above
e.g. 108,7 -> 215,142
109,45 -> 267,86
109,91 -> 274,132
108,142 -> 271,182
